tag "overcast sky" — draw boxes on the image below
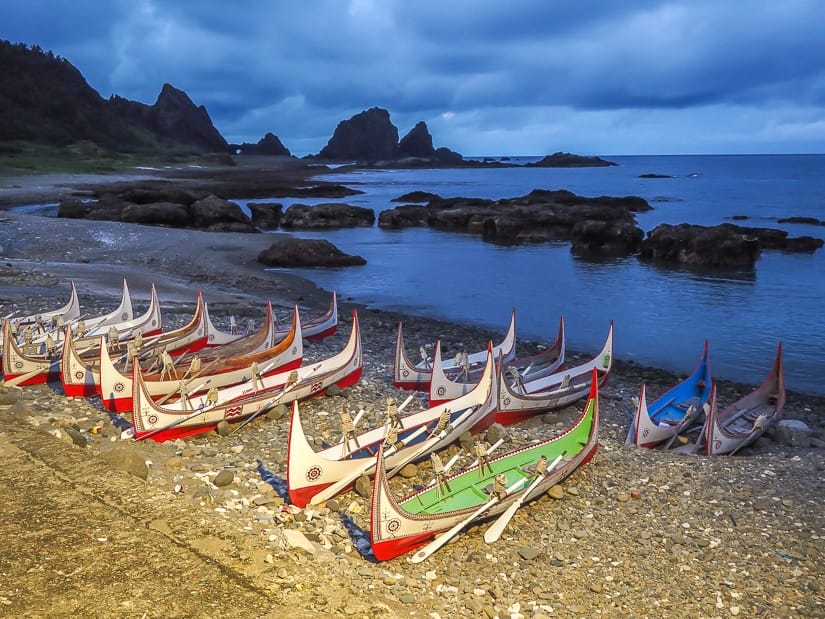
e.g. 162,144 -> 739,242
3,1 -> 825,156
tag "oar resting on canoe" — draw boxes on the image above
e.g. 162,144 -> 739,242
369,368 -> 601,562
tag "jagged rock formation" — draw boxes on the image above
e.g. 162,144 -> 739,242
237,132 -> 292,156
316,107 -> 464,164
257,237 -> 366,267
318,107 -> 399,161
0,39 -> 228,153
398,121 -> 434,158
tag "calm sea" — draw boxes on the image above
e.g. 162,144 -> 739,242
242,154 -> 825,396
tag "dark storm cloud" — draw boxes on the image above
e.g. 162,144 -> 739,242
1,0 -> 824,154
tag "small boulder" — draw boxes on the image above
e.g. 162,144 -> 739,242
213,469 -> 234,487
101,449 -> 149,480
257,237 -> 366,267
773,419 -> 812,447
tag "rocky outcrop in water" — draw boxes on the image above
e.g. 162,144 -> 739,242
377,205 -> 429,229
380,189 -> 649,252
525,152 -> 617,167
280,203 -> 376,229
639,222 -> 824,268
247,203 -> 283,230
257,237 -> 366,267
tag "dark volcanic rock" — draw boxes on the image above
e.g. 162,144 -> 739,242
190,195 -> 257,232
281,203 -> 375,229
526,152 -> 617,167
149,83 -> 230,153
117,187 -> 204,206
247,203 -> 283,230
318,107 -> 399,161
778,216 -> 825,226
424,190 -> 647,251
237,132 -> 292,157
784,236 -> 824,252
378,205 -> 429,228
121,201 -> 192,227
640,223 -> 762,267
398,121 -> 435,158
257,237 -> 366,267
391,191 -> 442,203
571,220 -> 645,254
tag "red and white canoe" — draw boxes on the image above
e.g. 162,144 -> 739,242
281,291 -> 338,342
97,306 -> 303,412
697,342 -> 785,456
0,280 -> 81,354
129,311 -> 363,442
494,321 -> 613,425
393,309 -> 516,391
369,368 -> 600,562
428,316 -> 565,407
4,285 -> 162,386
28,279 -> 134,350
287,344 -> 499,508
61,292 -> 216,399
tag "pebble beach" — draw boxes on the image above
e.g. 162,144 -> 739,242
1,177 -> 824,618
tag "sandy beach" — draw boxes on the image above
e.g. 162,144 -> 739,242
1,168 -> 823,618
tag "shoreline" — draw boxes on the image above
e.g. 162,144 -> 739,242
1,167 -> 823,617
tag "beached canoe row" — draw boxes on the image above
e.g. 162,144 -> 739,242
0,281 -> 786,561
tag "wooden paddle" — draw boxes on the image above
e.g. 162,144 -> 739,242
3,366 -> 47,388
227,362 -> 323,435
410,477 -> 528,564
483,451 -> 566,543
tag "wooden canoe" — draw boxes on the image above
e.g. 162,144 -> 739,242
494,322 -> 613,425
129,311 -> 363,442
369,368 -> 600,562
697,342 -> 785,456
97,306 -> 302,413
625,340 -> 712,448
60,291 -> 211,397
286,344 -> 499,508
393,309 -> 516,391
428,316 -> 565,407
0,280 -> 81,354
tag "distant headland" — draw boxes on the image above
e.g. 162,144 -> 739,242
0,39 -> 615,170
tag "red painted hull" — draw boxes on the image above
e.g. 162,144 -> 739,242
134,366 -> 363,443
101,355 -> 305,414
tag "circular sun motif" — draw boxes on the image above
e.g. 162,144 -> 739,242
437,386 -> 446,396
114,382 -> 125,392
387,518 -> 401,533
401,369 -> 409,378
503,397 -> 511,406
121,313 -> 128,320
148,414 -> 159,425
75,371 -> 84,380
305,465 -> 323,482
14,361 -> 23,370
642,428 -> 650,438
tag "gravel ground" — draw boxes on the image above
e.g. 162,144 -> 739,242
1,190 -> 824,618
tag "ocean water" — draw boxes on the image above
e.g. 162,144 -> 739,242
241,154 -> 825,396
